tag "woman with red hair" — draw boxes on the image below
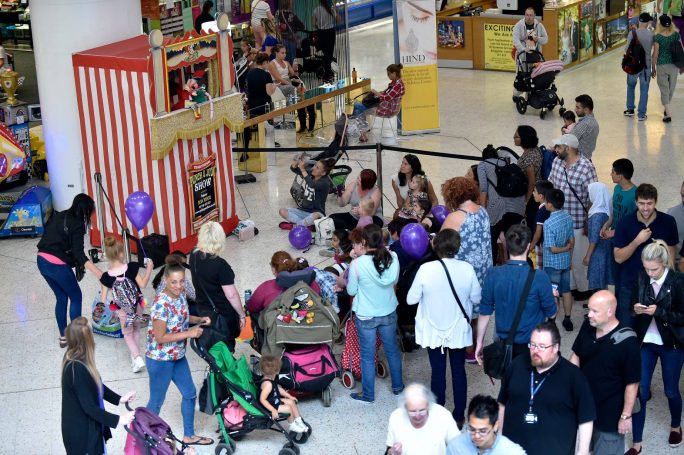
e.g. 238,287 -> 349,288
330,169 -> 384,230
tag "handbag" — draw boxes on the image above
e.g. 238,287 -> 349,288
361,92 -> 380,109
437,259 -> 471,324
482,269 -> 535,380
564,168 -> 589,236
191,256 -> 236,351
198,367 -> 230,415
670,32 -> 684,69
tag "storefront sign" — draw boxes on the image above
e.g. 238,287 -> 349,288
393,0 -> 440,134
483,23 -> 516,72
187,154 -> 219,232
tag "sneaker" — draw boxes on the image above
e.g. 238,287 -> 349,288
664,116 -> 672,123
132,356 -> 146,373
393,386 -> 405,396
465,351 -> 478,364
350,392 -> 374,403
279,221 -> 294,230
638,115 -> 647,121
624,109 -> 635,116
624,448 -> 642,455
319,247 -> 336,257
562,316 -> 574,332
669,427 -> 682,447
290,420 -> 307,433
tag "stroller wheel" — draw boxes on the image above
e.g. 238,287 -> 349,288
279,444 -> 300,455
289,428 -> 311,445
515,97 -> 527,115
376,360 -> 388,378
341,370 -> 356,389
215,441 -> 235,455
539,109 -> 547,119
322,385 -> 332,407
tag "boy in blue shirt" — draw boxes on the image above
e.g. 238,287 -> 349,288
543,189 -> 575,331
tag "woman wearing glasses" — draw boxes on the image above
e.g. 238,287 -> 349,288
627,240 -> 684,455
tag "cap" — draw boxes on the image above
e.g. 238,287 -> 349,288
552,134 -> 579,149
660,15 -> 672,27
639,12 -> 653,23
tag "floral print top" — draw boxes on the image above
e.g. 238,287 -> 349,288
455,207 -> 493,289
146,291 -> 189,362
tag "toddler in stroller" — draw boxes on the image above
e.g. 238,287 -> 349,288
513,49 -> 565,119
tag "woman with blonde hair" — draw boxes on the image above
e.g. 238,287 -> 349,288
261,17 -> 280,58
250,0 -> 274,49
61,317 -> 136,454
189,221 -> 246,351
652,15 -> 684,122
627,239 -> 684,454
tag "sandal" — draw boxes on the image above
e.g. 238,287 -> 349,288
184,435 -> 214,446
59,337 -> 67,348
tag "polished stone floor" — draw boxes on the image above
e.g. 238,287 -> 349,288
1,19 -> 683,454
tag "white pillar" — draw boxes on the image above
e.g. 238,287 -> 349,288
31,0 -> 142,210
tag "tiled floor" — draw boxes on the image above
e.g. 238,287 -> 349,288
1,19 -> 683,454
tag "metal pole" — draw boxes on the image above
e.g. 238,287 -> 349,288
376,142 -> 384,215
94,172 -> 105,250
122,228 -> 131,263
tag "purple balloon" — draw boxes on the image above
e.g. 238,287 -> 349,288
289,225 -> 312,250
125,191 -> 155,231
431,205 -> 449,224
400,222 -> 430,259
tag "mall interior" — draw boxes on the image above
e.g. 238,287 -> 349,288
0,0 -> 683,454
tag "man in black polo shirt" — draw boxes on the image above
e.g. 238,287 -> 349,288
614,184 -> 678,326
570,290 -> 640,455
498,321 -> 595,455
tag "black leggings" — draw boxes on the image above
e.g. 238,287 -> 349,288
490,212 -> 524,264
297,104 -> 316,131
329,212 -> 383,231
317,28 -> 336,79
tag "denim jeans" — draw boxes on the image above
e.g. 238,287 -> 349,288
626,68 -> 651,117
146,356 -> 197,438
632,343 -> 684,443
616,284 -> 634,328
355,311 -> 404,400
37,255 -> 83,337
427,347 -> 466,422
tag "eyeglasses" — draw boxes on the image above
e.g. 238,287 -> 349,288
466,425 -> 494,436
528,342 -> 557,352
407,409 -> 428,417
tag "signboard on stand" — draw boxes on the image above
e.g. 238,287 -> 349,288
393,0 -> 440,134
483,23 -> 516,71
187,154 -> 219,232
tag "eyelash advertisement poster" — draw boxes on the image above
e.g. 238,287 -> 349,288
393,0 -> 440,134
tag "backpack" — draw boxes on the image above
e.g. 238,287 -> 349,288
111,275 -> 141,315
278,344 -> 339,393
622,30 -> 646,74
486,159 -> 528,198
314,216 -> 335,246
540,145 -> 557,180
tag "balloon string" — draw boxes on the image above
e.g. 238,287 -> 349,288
138,240 -> 148,260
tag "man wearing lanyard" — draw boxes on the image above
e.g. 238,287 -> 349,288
497,321 -> 596,455
570,291 -> 640,455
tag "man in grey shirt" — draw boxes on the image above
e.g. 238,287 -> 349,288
570,94 -> 599,160
624,13 -> 654,121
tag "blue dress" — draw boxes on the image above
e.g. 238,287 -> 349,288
455,207 -> 493,316
587,212 -> 613,290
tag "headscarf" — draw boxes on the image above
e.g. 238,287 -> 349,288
588,182 -> 612,218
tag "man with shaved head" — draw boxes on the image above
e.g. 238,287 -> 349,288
570,290 -> 641,455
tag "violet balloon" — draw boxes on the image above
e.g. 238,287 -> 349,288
400,222 -> 430,259
289,225 -> 312,250
431,205 -> 449,224
125,191 -> 155,231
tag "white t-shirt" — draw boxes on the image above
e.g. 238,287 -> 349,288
386,404 -> 460,455
406,259 -> 481,349
392,173 -> 410,202
251,0 -> 271,26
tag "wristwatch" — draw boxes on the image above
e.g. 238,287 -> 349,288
620,414 -> 632,420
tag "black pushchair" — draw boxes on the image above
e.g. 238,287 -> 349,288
299,30 -> 327,79
513,50 -> 566,119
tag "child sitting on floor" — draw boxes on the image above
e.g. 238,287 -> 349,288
398,174 -> 429,219
356,197 -> 376,229
259,354 -> 308,433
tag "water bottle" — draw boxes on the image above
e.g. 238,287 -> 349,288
244,289 -> 252,303
287,93 -> 294,105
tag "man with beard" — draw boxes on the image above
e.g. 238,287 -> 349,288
386,383 -> 459,455
497,321 -> 595,455
614,184 -> 678,325
570,291 -> 640,455
570,94 -> 599,160
549,134 -> 597,310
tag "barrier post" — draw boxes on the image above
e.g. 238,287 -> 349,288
121,228 -> 131,263
376,142 -> 384,215
93,172 -> 106,251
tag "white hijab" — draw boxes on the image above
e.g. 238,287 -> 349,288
588,182 -> 612,218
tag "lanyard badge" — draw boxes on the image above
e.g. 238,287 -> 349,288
525,371 -> 548,424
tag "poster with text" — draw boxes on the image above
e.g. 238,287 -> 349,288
187,154 -> 219,233
438,20 -> 465,48
394,0 -> 440,134
483,23 -> 516,71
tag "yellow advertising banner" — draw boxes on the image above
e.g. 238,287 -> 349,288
483,23 -> 516,72
400,64 -> 439,133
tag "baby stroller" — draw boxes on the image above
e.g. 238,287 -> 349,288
513,50 -> 566,119
289,114 -> 352,207
339,312 -> 388,389
191,340 -> 308,455
298,30 -> 327,80
124,405 -> 190,455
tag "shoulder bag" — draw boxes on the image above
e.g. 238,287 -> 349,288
191,253 -> 234,351
563,168 -> 589,235
670,32 -> 684,69
437,259 -> 470,324
482,269 -> 535,380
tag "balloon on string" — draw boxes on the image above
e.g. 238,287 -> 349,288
431,205 -> 449,224
400,222 -> 430,259
289,225 -> 312,250
125,191 -> 155,231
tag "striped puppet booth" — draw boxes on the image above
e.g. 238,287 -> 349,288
72,16 -> 244,253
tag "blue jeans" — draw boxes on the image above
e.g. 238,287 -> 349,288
544,266 -> 571,293
37,255 -> 83,337
146,356 -> 197,438
352,102 -> 368,118
626,68 -> 651,117
355,311 -> 404,400
427,347 -> 466,422
632,343 -> 684,442
616,284 -> 634,328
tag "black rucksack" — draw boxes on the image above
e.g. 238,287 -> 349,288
622,30 -> 646,75
485,159 -> 528,198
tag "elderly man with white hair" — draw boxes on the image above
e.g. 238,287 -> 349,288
386,383 -> 459,455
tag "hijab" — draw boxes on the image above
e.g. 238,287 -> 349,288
588,182 -> 612,218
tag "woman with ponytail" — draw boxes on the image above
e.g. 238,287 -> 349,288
627,239 -> 684,454
346,224 -> 404,403
61,317 -> 135,454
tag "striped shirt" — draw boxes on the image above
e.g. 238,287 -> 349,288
570,114 -> 599,160
543,210 -> 574,270
549,156 -> 597,229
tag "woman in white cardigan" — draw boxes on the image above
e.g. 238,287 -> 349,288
406,228 -> 481,427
